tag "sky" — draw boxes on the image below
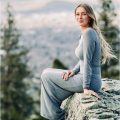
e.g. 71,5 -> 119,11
0,0 -> 98,11
0,0 -> 120,29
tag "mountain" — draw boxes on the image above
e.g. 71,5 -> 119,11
38,0 -> 74,13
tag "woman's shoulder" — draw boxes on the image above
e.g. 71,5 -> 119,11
82,27 -> 98,40
83,27 -> 99,41
83,27 -> 96,35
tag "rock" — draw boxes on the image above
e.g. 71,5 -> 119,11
61,79 -> 120,120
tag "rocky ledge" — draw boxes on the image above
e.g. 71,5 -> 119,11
61,78 -> 120,120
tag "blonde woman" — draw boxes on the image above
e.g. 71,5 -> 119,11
40,3 -> 116,120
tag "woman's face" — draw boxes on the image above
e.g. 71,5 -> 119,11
75,7 -> 90,28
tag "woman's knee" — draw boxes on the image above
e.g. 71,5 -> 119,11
41,68 -> 52,80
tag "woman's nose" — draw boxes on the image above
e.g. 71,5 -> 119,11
79,14 -> 82,19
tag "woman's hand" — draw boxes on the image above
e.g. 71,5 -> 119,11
83,89 -> 101,99
61,70 -> 74,80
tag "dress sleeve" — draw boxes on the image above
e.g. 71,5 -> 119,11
72,61 -> 80,74
82,29 -> 95,89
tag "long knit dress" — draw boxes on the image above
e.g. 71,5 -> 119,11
40,27 -> 102,120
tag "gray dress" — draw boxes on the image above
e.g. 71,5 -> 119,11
40,27 -> 102,120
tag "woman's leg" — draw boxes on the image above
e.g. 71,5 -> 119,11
40,68 -> 83,120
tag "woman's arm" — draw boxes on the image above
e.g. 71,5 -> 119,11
83,28 -> 96,89
72,61 -> 80,74
61,61 -> 80,80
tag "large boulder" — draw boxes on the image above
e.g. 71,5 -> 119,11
61,78 -> 120,120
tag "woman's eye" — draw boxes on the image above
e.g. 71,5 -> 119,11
76,13 -> 87,16
76,13 -> 79,16
82,13 -> 87,15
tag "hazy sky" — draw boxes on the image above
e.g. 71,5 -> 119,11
1,0 -> 90,9
0,0 -> 120,29
1,0 -> 120,13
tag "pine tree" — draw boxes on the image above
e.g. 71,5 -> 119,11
98,0 -> 120,79
52,58 -> 68,69
0,4 -> 34,120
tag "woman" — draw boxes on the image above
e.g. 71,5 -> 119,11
40,3 -> 116,120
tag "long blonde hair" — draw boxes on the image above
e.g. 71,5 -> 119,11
75,3 -> 117,64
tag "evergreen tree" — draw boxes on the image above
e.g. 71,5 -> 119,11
52,58 -> 68,69
0,4 -> 34,120
98,0 -> 120,79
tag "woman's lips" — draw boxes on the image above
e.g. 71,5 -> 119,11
78,19 -> 83,23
